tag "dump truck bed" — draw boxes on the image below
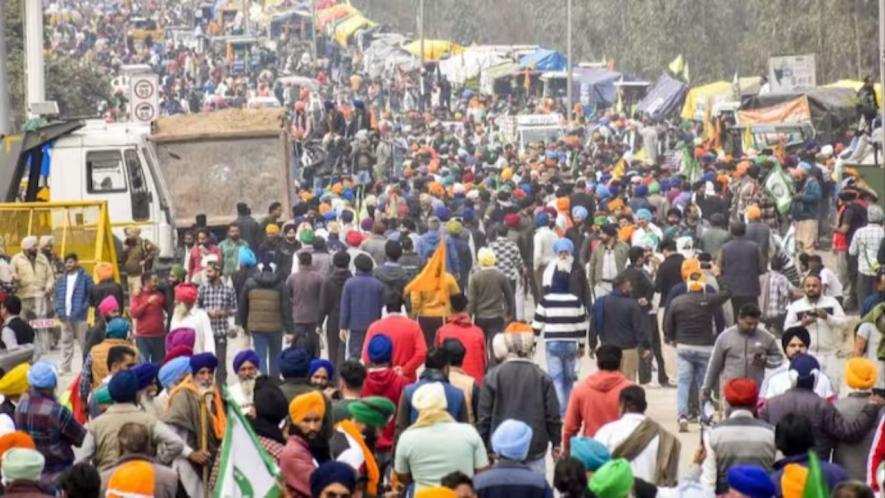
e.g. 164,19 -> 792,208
149,109 -> 292,228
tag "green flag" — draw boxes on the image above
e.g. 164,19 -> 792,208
803,452 -> 829,498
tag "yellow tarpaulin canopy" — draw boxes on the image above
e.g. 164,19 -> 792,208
681,81 -> 734,120
316,3 -> 356,30
403,39 -> 464,61
824,79 -> 882,109
334,14 -> 376,46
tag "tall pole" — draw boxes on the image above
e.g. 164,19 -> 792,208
419,0 -> 425,111
879,0 -> 885,130
311,0 -> 317,61
24,0 -> 45,119
566,0 -> 573,123
0,0 -> 12,134
243,0 -> 250,33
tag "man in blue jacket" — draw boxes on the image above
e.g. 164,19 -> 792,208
54,253 -> 94,373
791,165 -> 822,256
339,254 -> 384,360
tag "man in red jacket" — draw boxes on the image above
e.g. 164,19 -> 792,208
562,344 -> 633,453
362,295 -> 427,382
360,334 -> 409,471
129,272 -> 167,363
435,294 -> 487,382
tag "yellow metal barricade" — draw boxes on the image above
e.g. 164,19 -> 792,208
0,201 -> 120,282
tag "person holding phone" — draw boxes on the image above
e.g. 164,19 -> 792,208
784,273 -> 849,389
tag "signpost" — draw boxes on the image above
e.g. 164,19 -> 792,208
129,73 -> 160,124
768,54 -> 816,93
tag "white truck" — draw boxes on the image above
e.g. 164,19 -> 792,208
1,108 -> 293,263
495,113 -> 565,151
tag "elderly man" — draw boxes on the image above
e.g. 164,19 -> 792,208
474,419 -> 553,498
230,349 -> 260,414
164,352 -> 226,498
14,361 -> 86,487
478,322 -> 561,475
10,236 -> 54,356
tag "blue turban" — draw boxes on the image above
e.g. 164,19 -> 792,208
553,238 -> 574,255
572,206 -> 588,222
310,462 -> 357,498
309,359 -> 335,380
189,352 -> 218,373
609,185 -> 620,197
789,353 -> 820,388
597,185 -> 611,198
131,363 -> 160,391
571,437 -> 610,471
491,419 -> 533,461
535,212 -> 550,227
279,347 -> 311,378
367,334 -> 393,364
108,370 -> 138,403
520,183 -> 533,195
323,210 -> 337,221
634,184 -> 648,197
27,360 -> 57,389
233,349 -> 260,373
635,208 -> 653,221
726,465 -> 775,498
159,357 -> 191,390
702,171 -> 715,183
239,247 -> 257,267
105,317 -> 130,339
434,206 -> 451,222
461,208 -> 475,222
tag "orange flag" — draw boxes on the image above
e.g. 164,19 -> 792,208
405,235 -> 447,295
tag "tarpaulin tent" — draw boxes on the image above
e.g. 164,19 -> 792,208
438,48 -> 507,85
403,39 -> 464,61
637,72 -> 688,120
334,14 -> 376,46
681,81 -> 734,120
518,48 -> 567,71
824,80 -> 882,109
315,3 -> 356,30
739,87 -> 858,144
363,34 -> 420,79
480,61 -> 520,95
574,68 -> 622,108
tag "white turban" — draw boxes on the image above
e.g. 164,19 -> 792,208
20,236 -> 38,250
412,382 -> 447,412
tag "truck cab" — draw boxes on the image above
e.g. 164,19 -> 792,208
46,121 -> 176,261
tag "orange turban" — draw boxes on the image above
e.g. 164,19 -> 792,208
681,258 -> 702,281
734,161 -> 751,178
781,464 -> 808,498
0,432 -> 35,459
746,205 -> 762,221
95,262 -> 114,281
289,391 -> 326,423
556,197 -> 570,212
505,322 -> 533,334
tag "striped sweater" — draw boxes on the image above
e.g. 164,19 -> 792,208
532,292 -> 588,343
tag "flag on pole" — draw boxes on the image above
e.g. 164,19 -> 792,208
803,452 -> 829,498
214,390 -> 282,498
404,235 -> 446,295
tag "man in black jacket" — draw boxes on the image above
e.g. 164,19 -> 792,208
591,274 -> 651,382
622,247 -> 668,387
239,261 -> 293,379
234,202 -> 262,250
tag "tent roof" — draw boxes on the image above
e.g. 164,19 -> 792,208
403,39 -> 464,61
438,48 -> 507,84
334,14 -> 376,46
637,72 -> 688,120
518,48 -> 567,71
483,61 -> 520,80
680,81 -> 734,120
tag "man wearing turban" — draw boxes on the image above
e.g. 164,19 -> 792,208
9,235 -> 54,352
164,352 -> 226,498
758,326 -> 836,406
282,391 -> 326,497
169,283 -> 215,357
474,419 -> 552,497
330,396 -> 396,496
229,349 -> 260,415
79,319 -> 137,413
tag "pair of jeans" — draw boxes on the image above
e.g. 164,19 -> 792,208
639,315 -> 668,385
135,336 -> 166,365
252,331 -> 283,378
676,348 -> 711,419
545,340 -> 578,416
59,319 -> 88,372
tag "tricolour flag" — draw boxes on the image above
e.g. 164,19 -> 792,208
214,390 -> 282,498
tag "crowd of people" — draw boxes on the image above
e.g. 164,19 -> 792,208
0,1 -> 884,498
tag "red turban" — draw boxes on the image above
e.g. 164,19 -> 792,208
724,378 -> 759,408
162,345 -> 194,365
504,213 -> 521,228
345,230 -> 363,248
174,283 -> 198,305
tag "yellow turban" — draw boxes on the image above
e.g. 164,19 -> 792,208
265,223 -> 280,236
845,358 -> 878,390
0,364 -> 29,397
501,168 -> 513,181
781,464 -> 808,498
681,258 -> 702,282
477,248 -> 496,268
289,391 -> 325,423
415,487 -> 457,498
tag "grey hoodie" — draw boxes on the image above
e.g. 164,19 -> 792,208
702,324 -> 783,396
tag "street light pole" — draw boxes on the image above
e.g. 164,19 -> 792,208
879,0 -> 885,132
24,0 -> 45,119
566,0 -> 573,123
419,0 -> 425,111
311,0 -> 317,61
0,0 -> 12,134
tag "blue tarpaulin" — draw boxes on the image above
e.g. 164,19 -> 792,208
575,68 -> 622,107
636,72 -> 687,120
519,49 -> 568,71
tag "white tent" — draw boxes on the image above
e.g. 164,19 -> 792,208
438,47 -> 507,85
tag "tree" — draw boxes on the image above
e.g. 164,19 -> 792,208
3,0 -> 110,128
